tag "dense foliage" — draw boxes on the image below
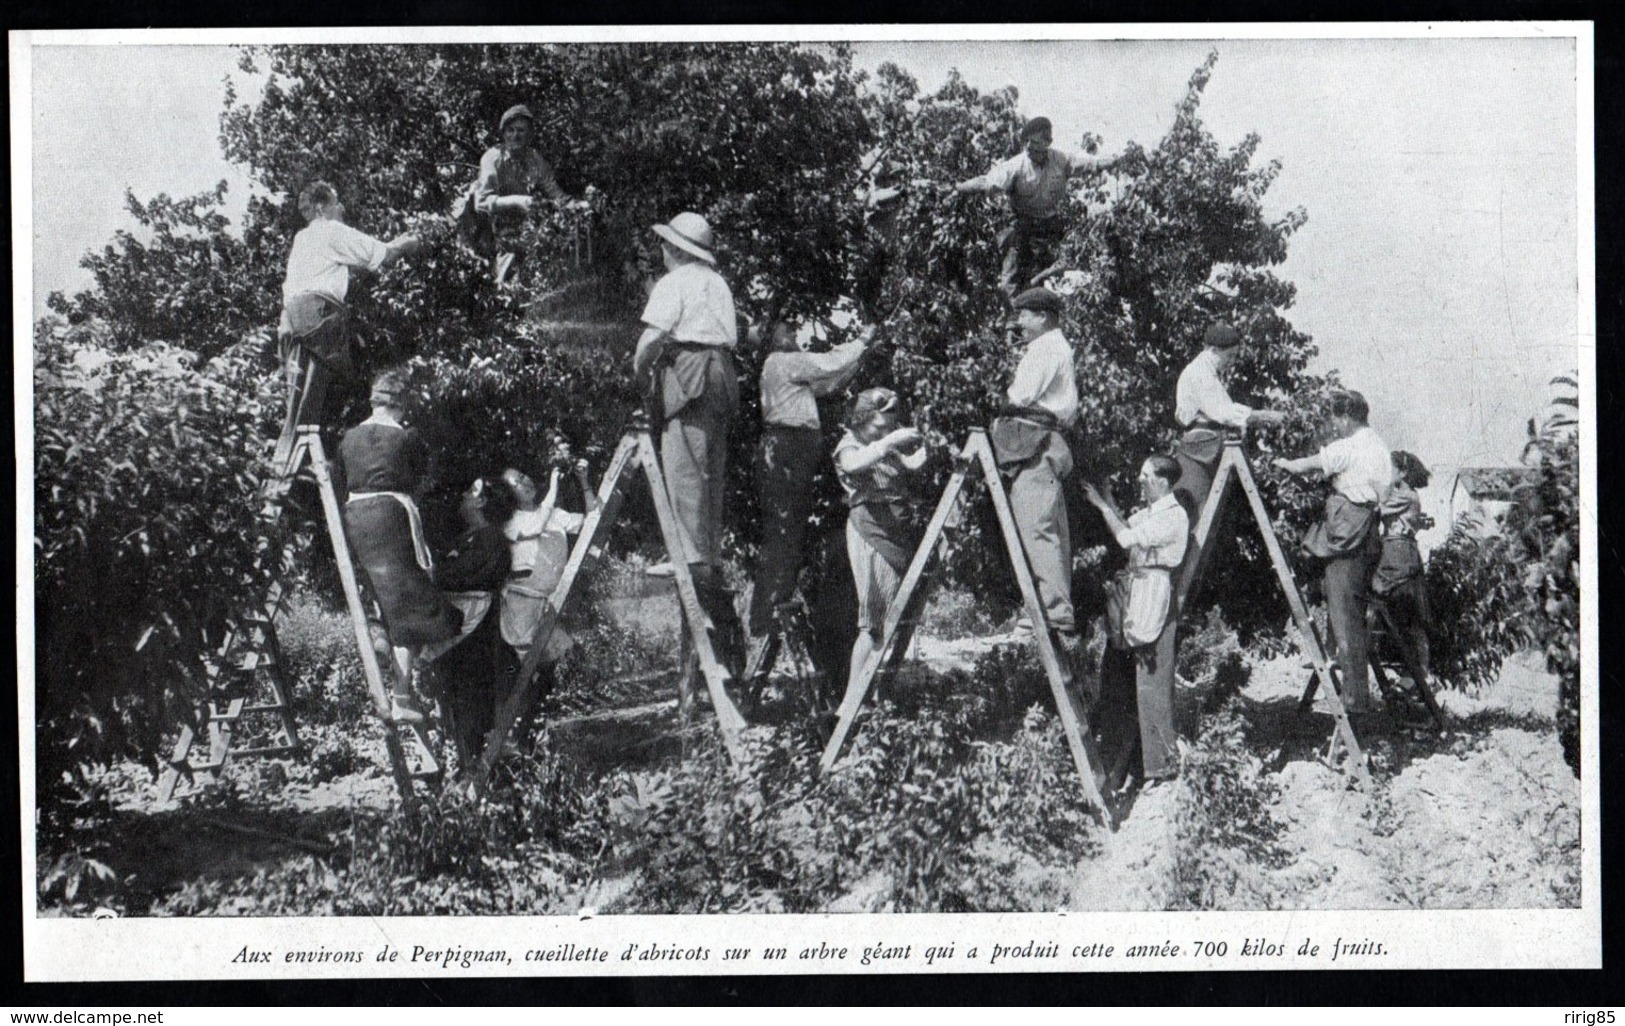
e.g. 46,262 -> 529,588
1423,425 -> 1581,774
33,327 -> 290,793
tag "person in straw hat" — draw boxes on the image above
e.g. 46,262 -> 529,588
633,211 -> 746,671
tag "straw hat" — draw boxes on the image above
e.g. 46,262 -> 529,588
652,212 -> 716,265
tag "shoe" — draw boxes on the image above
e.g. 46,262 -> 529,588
389,698 -> 426,725
645,561 -> 676,579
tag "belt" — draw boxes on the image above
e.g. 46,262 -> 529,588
997,405 -> 1064,431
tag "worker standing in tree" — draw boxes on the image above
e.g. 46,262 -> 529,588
274,180 -> 421,467
748,314 -> 875,653
1084,455 -> 1190,784
339,368 -> 460,723
1171,322 -> 1288,522
466,104 -> 580,284
633,212 -> 746,673
991,288 -> 1084,669
1275,390 -> 1393,714
955,116 -> 1121,297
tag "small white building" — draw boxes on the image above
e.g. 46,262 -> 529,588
1448,466 -> 1538,537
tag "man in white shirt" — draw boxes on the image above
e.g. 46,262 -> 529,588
748,317 -> 873,640
992,288 -> 1082,662
956,116 -> 1121,296
634,211 -> 744,670
1084,454 -> 1190,782
1275,390 -> 1393,713
275,180 -> 421,466
1172,322 -> 1287,519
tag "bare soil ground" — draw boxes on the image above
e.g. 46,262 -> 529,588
63,592 -> 1578,914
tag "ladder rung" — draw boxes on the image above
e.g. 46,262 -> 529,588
237,703 -> 289,715
230,745 -> 298,758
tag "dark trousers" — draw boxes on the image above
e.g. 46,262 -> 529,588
1325,551 -> 1378,710
1098,617 -> 1180,781
998,215 -> 1066,292
749,426 -> 823,635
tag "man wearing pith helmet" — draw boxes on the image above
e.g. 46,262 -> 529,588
956,115 -> 1123,297
990,286 -> 1084,674
633,211 -> 746,671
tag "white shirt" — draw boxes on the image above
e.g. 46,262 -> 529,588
1315,426 -> 1393,505
1175,348 -> 1252,429
760,340 -> 866,429
969,148 -> 1098,219
504,505 -> 586,597
1116,493 -> 1189,646
1006,328 -> 1080,427
640,262 -> 738,347
282,218 -> 388,302
1117,493 -> 1190,570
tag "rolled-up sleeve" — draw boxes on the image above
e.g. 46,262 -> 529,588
640,274 -> 682,334
472,149 -> 504,216
1115,505 -> 1189,555
785,339 -> 866,394
329,222 -> 389,273
1315,437 -> 1353,477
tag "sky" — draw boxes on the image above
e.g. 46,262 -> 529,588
23,34 -> 1584,535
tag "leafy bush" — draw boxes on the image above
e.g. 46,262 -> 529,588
1424,524 -> 1531,691
1176,607 -> 1251,709
605,647 -> 1099,914
1422,426 -> 1579,775
33,327 -> 292,791
1168,700 -> 1296,910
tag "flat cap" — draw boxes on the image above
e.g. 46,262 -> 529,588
1012,287 -> 1064,315
1020,116 -> 1053,141
1203,322 -> 1241,349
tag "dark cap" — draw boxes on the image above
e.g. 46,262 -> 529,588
1012,287 -> 1064,316
1020,116 -> 1053,142
1203,323 -> 1241,350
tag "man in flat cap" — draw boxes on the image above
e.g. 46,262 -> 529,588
992,287 -> 1084,671
956,116 -> 1122,297
634,211 -> 746,671
1172,321 -> 1287,520
467,104 -> 580,283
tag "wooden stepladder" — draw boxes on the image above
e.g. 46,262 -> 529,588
817,429 -> 1115,824
157,582 -> 302,800
1177,436 -> 1371,785
293,428 -> 443,813
476,428 -> 748,787
1363,600 -> 1446,730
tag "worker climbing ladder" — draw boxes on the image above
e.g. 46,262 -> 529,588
1176,434 -> 1373,784
475,424 -> 749,788
295,428 -> 443,814
817,428 -> 1115,825
157,582 -> 302,800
